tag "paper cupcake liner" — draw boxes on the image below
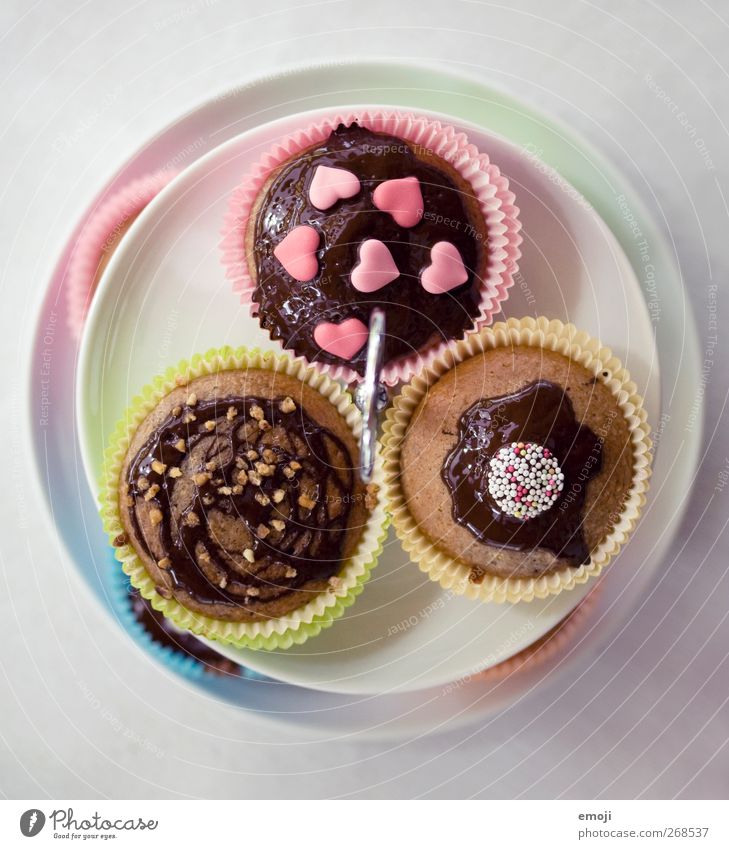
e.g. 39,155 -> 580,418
66,170 -> 177,340
219,109 -> 522,386
100,346 -> 389,650
473,584 -> 601,684
108,553 -> 220,681
109,551 -> 272,682
382,317 -> 653,603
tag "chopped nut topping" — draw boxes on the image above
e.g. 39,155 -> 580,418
258,419 -> 271,431
289,460 -> 302,471
112,533 -> 128,547
248,471 -> 262,486
235,457 -> 247,470
279,396 -> 296,414
183,413 -> 197,424
172,405 -> 182,417
365,483 -> 380,510
186,392 -> 198,406
236,469 -> 248,486
151,459 -> 167,475
204,420 -> 216,432
137,476 -> 150,492
285,567 -> 297,578
218,486 -> 232,496
232,484 -> 243,495
282,465 -> 296,479
143,484 -> 160,502
255,462 -> 274,477
157,557 -> 171,570
250,405 -> 264,421
270,519 -> 285,532
174,438 -> 186,453
168,467 -> 182,478
246,586 -> 260,597
243,548 -> 255,563
246,450 -> 259,461
262,448 -> 277,463
184,511 -> 200,527
205,460 -> 218,471
254,492 -> 270,506
218,576 -> 228,589
193,472 -> 211,486
226,406 -> 237,421
202,495 -> 214,506
298,494 -> 317,510
149,508 -> 163,526
272,489 -> 285,504
256,524 -> 270,539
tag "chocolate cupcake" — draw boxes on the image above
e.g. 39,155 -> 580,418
102,348 -> 387,649
221,110 -> 521,384
383,318 -> 651,603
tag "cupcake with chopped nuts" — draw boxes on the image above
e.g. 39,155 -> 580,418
101,347 -> 388,650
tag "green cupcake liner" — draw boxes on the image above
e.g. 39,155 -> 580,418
100,345 -> 389,650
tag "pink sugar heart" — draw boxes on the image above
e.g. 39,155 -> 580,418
351,239 -> 400,293
313,317 -> 369,360
420,241 -> 469,294
372,176 -> 424,228
308,165 -> 361,210
273,225 -> 320,281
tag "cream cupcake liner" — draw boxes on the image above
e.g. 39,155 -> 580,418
219,108 -> 522,386
100,346 -> 389,650
382,316 -> 652,604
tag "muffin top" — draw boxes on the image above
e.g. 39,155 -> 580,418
117,369 -> 372,622
247,122 -> 488,374
399,347 -> 635,580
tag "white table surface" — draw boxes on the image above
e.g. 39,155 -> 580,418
1,0 -> 728,799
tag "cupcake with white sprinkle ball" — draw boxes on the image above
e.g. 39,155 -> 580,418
487,442 -> 565,521
382,317 -> 652,603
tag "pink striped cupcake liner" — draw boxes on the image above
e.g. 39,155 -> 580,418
66,169 -> 177,340
474,585 -> 602,685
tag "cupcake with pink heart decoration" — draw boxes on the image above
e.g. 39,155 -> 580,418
220,111 -> 522,385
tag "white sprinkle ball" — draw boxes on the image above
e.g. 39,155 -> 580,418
487,441 -> 564,520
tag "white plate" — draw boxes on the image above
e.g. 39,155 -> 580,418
28,59 -> 699,736
76,103 -> 659,696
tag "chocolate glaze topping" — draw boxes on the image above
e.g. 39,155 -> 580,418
125,395 -> 355,608
252,123 -> 485,374
442,380 -> 603,565
130,588 -> 242,675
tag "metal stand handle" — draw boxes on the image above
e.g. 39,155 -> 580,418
354,308 -> 388,483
